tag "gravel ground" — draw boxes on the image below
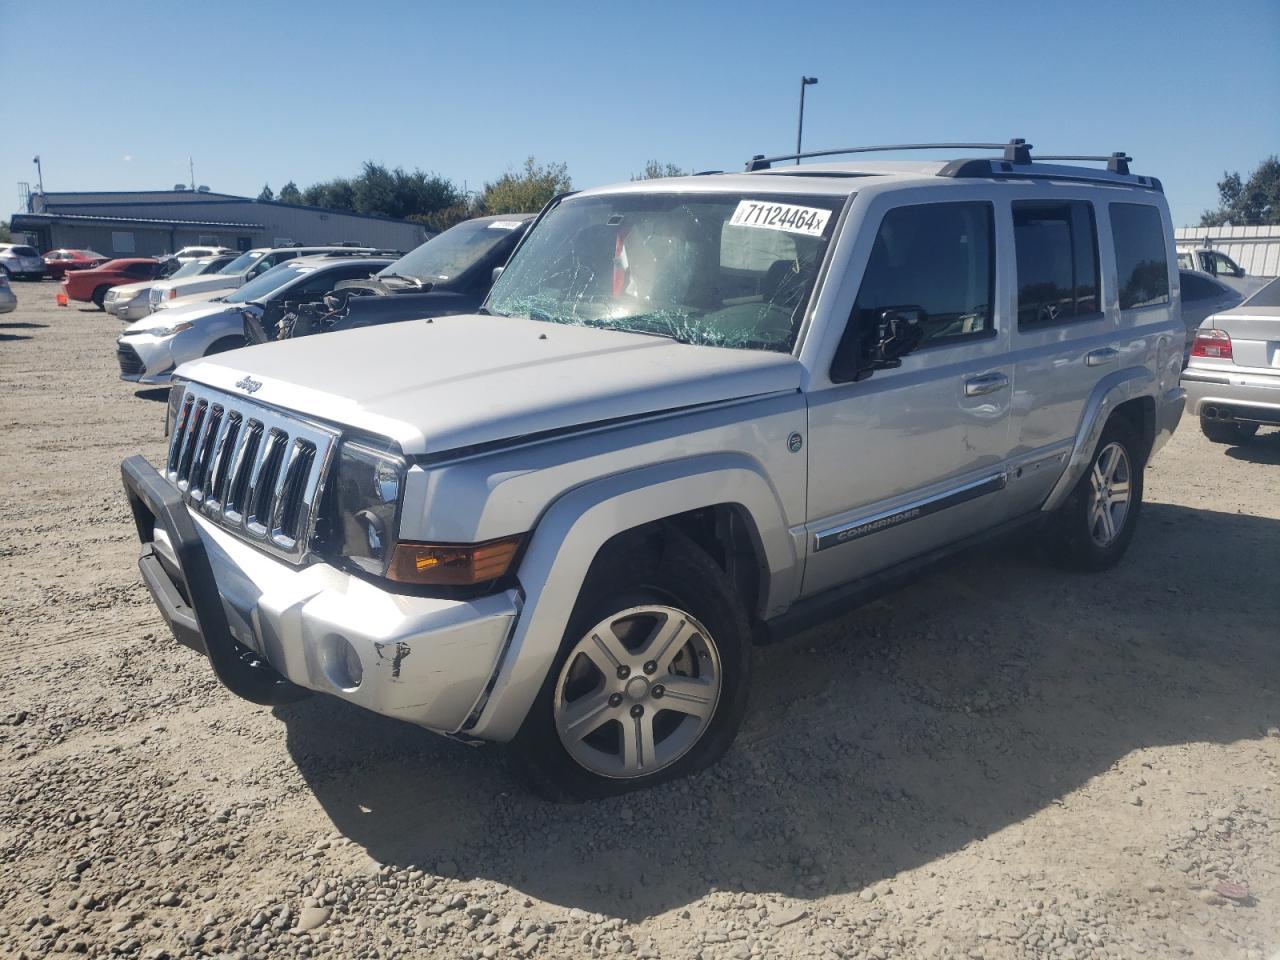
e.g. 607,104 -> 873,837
1,287 -> 1277,960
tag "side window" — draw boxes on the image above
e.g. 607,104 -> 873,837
1213,254 -> 1238,275
1110,203 -> 1170,310
1179,271 -> 1220,302
832,202 -> 995,380
1013,200 -> 1099,328
291,271 -> 352,299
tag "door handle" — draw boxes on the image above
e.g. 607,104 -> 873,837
1085,347 -> 1119,366
963,372 -> 1009,397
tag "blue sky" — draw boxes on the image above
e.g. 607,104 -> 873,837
3,0 -> 1277,227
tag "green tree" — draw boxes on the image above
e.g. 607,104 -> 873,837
632,160 -> 688,180
411,199 -> 479,234
257,183 -> 274,201
278,181 -> 304,205
481,157 -> 571,215
1200,157 -> 1280,226
302,178 -> 355,211
0,220 -> 10,243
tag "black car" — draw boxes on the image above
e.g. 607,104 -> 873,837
246,214 -> 533,342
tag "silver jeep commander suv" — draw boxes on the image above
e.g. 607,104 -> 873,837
122,139 -> 1186,799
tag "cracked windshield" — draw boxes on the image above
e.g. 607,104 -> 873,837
487,192 -> 844,350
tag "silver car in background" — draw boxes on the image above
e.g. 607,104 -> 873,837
0,243 -> 45,281
1178,269 -> 1242,364
1182,277 -> 1280,444
106,254 -> 238,321
0,273 -> 16,314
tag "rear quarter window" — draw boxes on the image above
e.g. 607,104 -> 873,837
1178,271 -> 1224,302
1110,203 -> 1169,310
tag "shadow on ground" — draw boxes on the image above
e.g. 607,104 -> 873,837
1225,429 -> 1280,465
135,388 -> 170,403
276,503 -> 1279,918
0,322 -> 47,329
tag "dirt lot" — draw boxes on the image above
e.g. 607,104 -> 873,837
1,286 -> 1277,960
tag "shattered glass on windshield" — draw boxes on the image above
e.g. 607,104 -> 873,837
487,192 -> 844,351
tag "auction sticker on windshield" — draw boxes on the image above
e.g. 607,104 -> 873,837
730,200 -> 831,237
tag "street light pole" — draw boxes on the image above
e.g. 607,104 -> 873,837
32,155 -> 44,194
796,77 -> 818,164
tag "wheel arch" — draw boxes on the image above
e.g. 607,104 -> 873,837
463,453 -> 800,742
1042,366 -> 1157,513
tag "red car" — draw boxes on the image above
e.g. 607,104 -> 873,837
43,248 -> 108,280
63,258 -> 170,309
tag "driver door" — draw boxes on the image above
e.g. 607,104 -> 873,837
802,198 -> 1015,596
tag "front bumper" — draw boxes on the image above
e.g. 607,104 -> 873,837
121,456 -> 518,734
116,334 -> 175,384
1182,368 -> 1280,425
117,299 -> 152,322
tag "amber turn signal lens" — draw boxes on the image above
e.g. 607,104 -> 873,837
388,535 -> 523,586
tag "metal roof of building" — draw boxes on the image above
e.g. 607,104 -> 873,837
12,212 -> 262,230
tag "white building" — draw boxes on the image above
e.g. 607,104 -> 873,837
1175,225 -> 1280,278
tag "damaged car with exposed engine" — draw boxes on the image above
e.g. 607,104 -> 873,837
122,140 -> 1185,799
243,214 -> 531,343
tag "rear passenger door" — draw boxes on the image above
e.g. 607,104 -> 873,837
1004,198 -> 1112,514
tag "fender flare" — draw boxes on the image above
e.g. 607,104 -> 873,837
461,453 -> 798,741
1042,366 -> 1154,512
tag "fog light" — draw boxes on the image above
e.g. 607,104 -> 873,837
322,635 -> 363,691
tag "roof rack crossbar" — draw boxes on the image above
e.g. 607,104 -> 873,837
1034,152 -> 1132,175
746,139 -> 1033,171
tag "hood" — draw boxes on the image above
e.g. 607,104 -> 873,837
154,273 -> 241,297
108,280 -> 153,296
164,290 -> 230,311
124,299 -> 237,333
177,313 -> 803,456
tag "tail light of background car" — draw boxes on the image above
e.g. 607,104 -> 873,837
1190,329 -> 1233,360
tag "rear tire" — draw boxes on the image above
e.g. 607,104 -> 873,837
91,286 -> 110,310
512,529 -> 752,801
1200,416 -> 1258,445
1046,417 -> 1144,571
204,336 -> 248,356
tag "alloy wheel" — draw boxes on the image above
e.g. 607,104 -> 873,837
553,604 -> 721,779
1088,441 -> 1132,547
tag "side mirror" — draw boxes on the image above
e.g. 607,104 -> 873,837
491,265 -> 505,285
1234,266 -> 1246,278
870,310 -> 923,364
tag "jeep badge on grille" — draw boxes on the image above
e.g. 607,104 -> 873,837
234,375 -> 263,394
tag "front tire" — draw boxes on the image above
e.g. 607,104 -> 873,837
1047,417 -> 1144,571
92,286 -> 110,310
513,530 -> 751,800
1200,416 -> 1258,445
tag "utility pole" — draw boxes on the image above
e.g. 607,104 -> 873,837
796,77 -> 818,164
32,155 -> 44,194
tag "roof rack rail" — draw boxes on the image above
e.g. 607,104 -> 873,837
1034,152 -> 1132,175
745,139 -> 1033,171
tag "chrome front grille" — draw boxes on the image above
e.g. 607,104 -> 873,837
166,384 -> 338,562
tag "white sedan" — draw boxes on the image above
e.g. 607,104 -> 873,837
115,255 -> 391,385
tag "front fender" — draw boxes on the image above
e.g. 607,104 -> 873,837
1041,366 -> 1153,513
462,453 -> 799,741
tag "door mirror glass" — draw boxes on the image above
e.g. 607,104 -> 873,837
863,310 -> 924,373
